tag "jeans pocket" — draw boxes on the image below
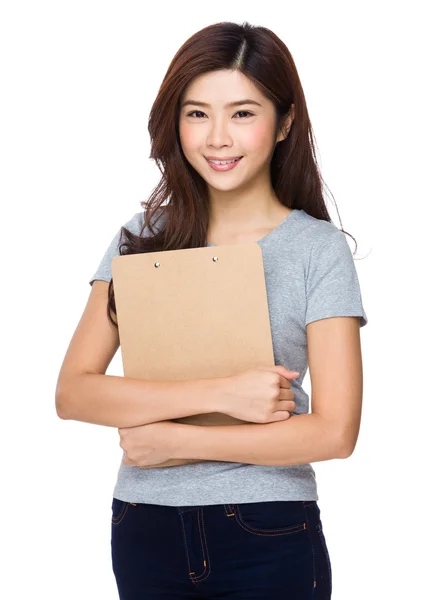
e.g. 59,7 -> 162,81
233,501 -> 307,537
111,498 -> 130,526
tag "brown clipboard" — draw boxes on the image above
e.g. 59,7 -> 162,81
111,243 -> 274,468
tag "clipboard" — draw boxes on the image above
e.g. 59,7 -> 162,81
111,243 -> 274,468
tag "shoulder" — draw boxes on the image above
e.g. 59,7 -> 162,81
288,211 -> 359,287
116,211 -> 144,238
294,210 -> 346,248
288,210 -> 352,269
122,205 -> 167,238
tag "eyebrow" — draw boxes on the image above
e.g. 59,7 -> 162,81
180,98 -> 263,109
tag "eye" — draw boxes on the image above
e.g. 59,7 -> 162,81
185,110 -> 255,119
186,110 -> 207,118
234,111 -> 254,118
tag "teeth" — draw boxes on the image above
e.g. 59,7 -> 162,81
208,158 -> 240,165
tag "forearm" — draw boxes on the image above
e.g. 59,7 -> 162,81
172,413 -> 347,466
56,373 -> 220,428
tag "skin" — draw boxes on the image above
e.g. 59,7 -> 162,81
118,70 -> 363,467
179,69 -> 295,244
120,69 -> 296,467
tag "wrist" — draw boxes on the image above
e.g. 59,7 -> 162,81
187,375 -> 228,414
168,423 -> 199,459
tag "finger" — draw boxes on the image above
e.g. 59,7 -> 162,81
279,374 -> 299,387
278,389 -> 295,400
277,400 -> 296,412
270,411 -> 292,422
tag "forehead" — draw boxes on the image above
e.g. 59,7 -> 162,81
181,69 -> 265,105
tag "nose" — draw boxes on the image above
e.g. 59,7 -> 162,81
206,117 -> 233,148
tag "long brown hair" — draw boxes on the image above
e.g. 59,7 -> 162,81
107,20 -> 357,327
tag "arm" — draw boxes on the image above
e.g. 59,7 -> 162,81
169,316 -> 363,465
58,373 -> 221,428
55,280 -> 220,427
171,413 -> 345,466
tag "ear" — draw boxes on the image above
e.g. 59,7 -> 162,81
276,104 -> 295,143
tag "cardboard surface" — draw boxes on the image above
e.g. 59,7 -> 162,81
112,243 -> 274,468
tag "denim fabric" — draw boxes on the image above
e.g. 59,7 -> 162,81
111,498 -> 332,599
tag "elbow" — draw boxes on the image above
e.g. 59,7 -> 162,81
338,443 -> 353,459
317,417 -> 356,459
337,433 -> 357,458
55,381 -> 72,420
330,417 -> 360,459
56,394 -> 70,420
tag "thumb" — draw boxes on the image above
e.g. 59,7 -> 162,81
262,365 -> 300,380
279,366 -> 300,380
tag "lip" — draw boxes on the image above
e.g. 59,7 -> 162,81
205,156 -> 243,172
205,156 -> 243,160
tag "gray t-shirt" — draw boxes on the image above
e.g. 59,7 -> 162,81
89,208 -> 368,505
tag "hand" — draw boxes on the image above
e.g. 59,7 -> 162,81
119,421 -> 179,467
217,365 -> 300,424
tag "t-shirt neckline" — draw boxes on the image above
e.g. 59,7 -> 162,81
206,209 -> 298,247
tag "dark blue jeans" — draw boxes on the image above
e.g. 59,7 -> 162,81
111,498 -> 332,599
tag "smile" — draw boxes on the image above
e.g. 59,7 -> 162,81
205,157 -> 243,171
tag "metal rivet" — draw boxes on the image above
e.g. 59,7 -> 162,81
154,262 -> 160,268
212,256 -> 219,262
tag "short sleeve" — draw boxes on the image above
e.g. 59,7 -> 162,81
88,211 -> 145,286
305,228 -> 368,327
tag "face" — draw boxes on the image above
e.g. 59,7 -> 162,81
178,69 -> 291,194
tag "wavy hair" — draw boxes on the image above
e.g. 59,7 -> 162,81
106,20 -> 357,327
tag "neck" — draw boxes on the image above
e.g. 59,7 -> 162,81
207,175 -> 286,233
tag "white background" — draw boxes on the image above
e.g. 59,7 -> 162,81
1,1 -> 436,598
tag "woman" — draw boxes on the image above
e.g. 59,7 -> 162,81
56,21 -> 367,599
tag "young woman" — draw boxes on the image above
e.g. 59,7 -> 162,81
56,21 -> 367,599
